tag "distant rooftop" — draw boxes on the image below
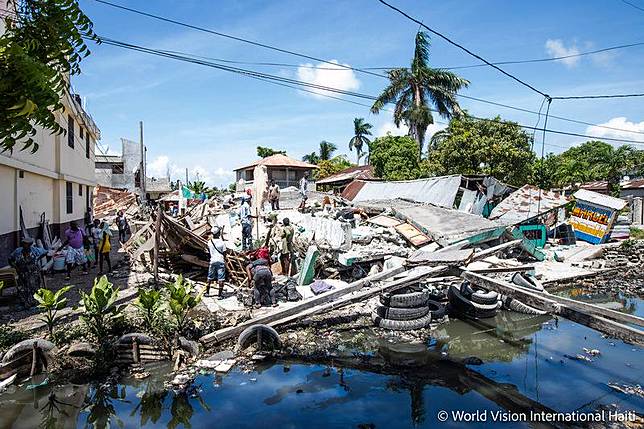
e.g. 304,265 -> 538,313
234,154 -> 318,171
316,165 -> 376,185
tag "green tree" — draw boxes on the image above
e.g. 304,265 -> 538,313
369,134 -> 421,180
256,146 -> 286,158
371,32 -> 469,157
302,141 -> 337,164
541,141 -> 641,194
188,180 -> 207,194
133,288 -> 165,333
79,276 -> 126,344
425,116 -> 536,186
316,155 -> 353,179
166,275 -> 202,333
0,0 -> 97,152
348,118 -> 373,165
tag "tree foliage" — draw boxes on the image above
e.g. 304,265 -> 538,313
80,276 -> 126,344
348,117 -> 373,165
369,134 -> 421,181
302,140 -> 337,164
0,0 -> 98,153
256,146 -> 286,158
316,155 -> 353,180
371,32 -> 469,157
537,141 -> 643,194
425,116 -> 536,186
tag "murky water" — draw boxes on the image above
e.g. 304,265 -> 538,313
1,298 -> 642,428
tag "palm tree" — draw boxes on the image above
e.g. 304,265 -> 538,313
318,140 -> 337,161
371,31 -> 469,158
302,152 -> 320,164
349,118 -> 373,165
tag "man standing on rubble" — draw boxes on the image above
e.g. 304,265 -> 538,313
298,172 -> 309,212
62,221 -> 89,280
239,196 -> 255,251
280,217 -> 294,276
206,226 -> 227,298
268,180 -> 280,211
8,238 -> 48,307
246,255 -> 277,308
116,210 -> 129,243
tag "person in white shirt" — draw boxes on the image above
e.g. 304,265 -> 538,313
206,226 -> 227,297
238,196 -> 254,251
298,172 -> 309,212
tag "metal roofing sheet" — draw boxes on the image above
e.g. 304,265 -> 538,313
345,175 -> 461,208
234,154 -> 318,171
488,184 -> 570,225
573,189 -> 627,210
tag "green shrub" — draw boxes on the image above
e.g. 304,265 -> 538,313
166,275 -> 202,333
0,325 -> 30,354
79,276 -> 125,344
34,285 -> 72,338
133,288 -> 165,333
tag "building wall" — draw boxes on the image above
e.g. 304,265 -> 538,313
0,93 -> 99,265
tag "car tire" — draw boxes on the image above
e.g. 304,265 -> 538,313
379,289 -> 430,308
375,304 -> 429,320
460,282 -> 499,305
237,324 -> 281,351
371,311 -> 433,331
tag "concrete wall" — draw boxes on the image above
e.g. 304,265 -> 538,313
0,91 -> 99,265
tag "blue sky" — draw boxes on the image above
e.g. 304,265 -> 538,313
74,0 -> 644,186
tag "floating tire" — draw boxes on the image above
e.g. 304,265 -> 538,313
460,282 -> 499,305
502,296 -> 547,315
371,310 -> 433,331
448,285 -> 499,320
379,289 -> 430,308
375,304 -> 429,321
237,324 -> 281,351
426,299 -> 447,320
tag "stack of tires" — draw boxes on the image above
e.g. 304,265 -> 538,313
372,288 -> 446,330
447,281 -> 500,320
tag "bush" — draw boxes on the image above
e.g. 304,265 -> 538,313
166,275 -> 202,333
133,288 -> 165,333
79,276 -> 126,344
0,325 -> 30,354
34,285 -> 72,338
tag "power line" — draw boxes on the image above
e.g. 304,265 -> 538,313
90,0 -> 386,79
90,35 -> 644,146
620,0 -> 644,12
551,93 -> 644,100
376,0 -> 549,97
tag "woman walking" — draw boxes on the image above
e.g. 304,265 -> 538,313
98,221 -> 113,274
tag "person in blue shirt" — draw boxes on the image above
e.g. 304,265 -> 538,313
238,196 -> 255,251
8,237 -> 48,307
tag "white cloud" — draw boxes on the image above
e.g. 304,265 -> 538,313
545,39 -> 580,68
585,117 -> 644,141
296,60 -> 360,98
376,120 -> 446,141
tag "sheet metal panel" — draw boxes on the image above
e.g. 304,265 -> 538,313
349,175 -> 461,208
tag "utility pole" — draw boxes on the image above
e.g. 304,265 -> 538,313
139,121 -> 146,199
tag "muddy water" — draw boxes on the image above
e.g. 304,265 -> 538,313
0,303 -> 642,428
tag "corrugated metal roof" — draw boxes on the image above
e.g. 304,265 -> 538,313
489,184 -> 570,225
573,189 -> 627,210
316,165 -> 375,185
342,175 -> 462,209
622,179 -> 644,189
234,154 -> 318,171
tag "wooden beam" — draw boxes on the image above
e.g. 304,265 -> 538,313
469,239 -> 522,262
153,207 -> 162,285
200,265 -> 427,347
466,265 -> 535,274
462,271 -> 644,345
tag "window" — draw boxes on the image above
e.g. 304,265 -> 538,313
67,115 -> 75,148
85,133 -> 90,158
66,182 -> 73,214
18,170 -> 24,178
86,186 -> 90,211
80,127 -> 84,140
79,183 -> 83,196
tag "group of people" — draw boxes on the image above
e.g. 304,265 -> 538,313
7,210 -> 129,308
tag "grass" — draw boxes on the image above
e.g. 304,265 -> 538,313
630,227 -> 644,240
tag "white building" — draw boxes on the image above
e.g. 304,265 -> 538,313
0,0 -> 100,264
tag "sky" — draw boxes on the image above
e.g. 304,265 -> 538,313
73,0 -> 644,187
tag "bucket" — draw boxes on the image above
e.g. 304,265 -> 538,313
53,254 -> 66,271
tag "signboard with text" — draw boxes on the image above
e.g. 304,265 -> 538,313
569,201 -> 616,244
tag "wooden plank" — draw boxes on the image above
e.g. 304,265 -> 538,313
462,271 -> 644,345
394,223 -> 431,247
200,265 -> 411,347
468,239 -> 522,262
408,248 -> 474,265
466,265 -> 535,274
367,214 -> 403,228
153,207 -> 162,284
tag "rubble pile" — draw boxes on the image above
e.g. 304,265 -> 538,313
93,186 -> 140,220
